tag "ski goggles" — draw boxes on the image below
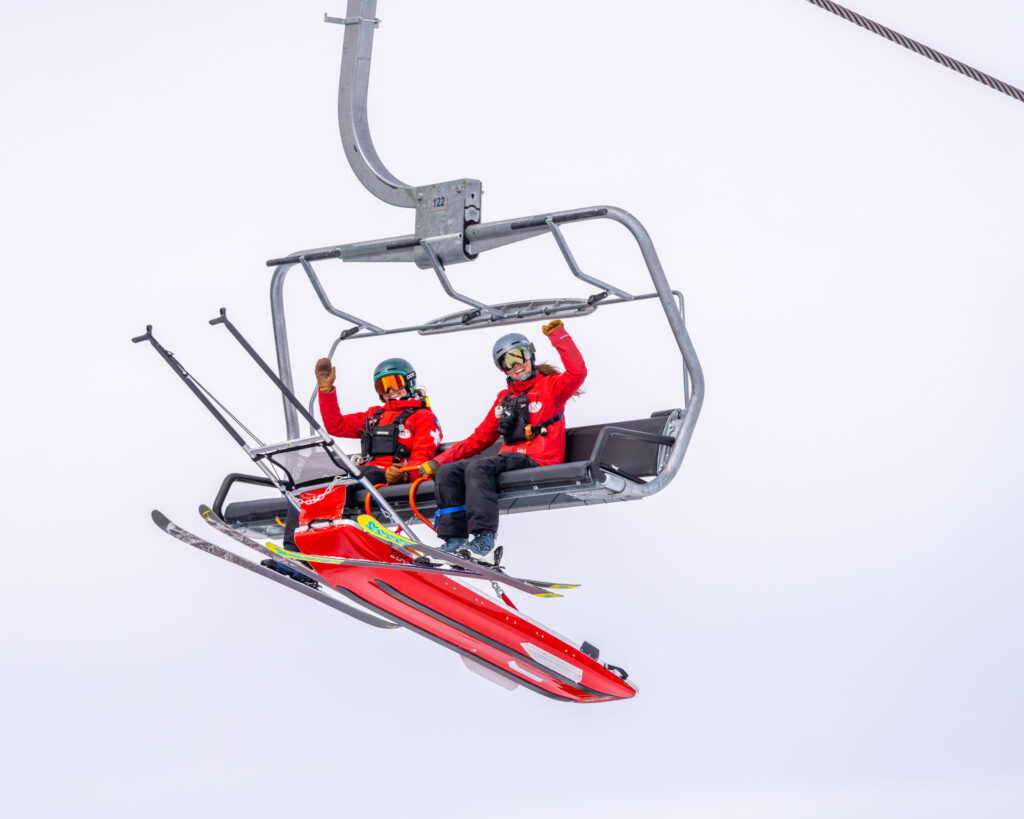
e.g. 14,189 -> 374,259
497,347 -> 532,371
374,372 -> 408,395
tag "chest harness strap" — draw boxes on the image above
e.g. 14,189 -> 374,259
361,405 -> 423,461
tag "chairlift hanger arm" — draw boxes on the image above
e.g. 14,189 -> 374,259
332,0 -> 416,208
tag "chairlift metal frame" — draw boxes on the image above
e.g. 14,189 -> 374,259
266,1 -> 704,505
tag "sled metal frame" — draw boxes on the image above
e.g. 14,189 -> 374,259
261,0 -> 704,505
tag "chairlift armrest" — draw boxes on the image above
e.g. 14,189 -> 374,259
213,473 -> 277,521
599,462 -> 647,484
586,427 -> 676,483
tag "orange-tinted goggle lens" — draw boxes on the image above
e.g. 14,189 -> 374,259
375,373 -> 407,394
499,348 -> 531,371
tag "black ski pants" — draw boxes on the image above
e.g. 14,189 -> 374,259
434,453 -> 537,538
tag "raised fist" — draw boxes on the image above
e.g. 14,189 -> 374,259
315,357 -> 336,392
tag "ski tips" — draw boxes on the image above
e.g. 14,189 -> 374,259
151,509 -> 171,529
525,582 -> 580,590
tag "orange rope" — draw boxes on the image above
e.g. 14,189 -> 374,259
408,476 -> 436,531
364,482 -> 388,516
364,465 -> 432,535
363,482 -> 407,535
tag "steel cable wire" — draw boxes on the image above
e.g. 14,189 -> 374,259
806,0 -> 1024,104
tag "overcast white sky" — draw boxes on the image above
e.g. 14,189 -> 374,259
2,1 -> 1023,816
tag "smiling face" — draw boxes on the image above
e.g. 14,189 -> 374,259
374,369 -> 412,401
506,358 -> 534,381
497,345 -> 535,381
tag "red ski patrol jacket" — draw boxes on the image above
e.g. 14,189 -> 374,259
317,391 -> 443,470
437,325 -> 586,468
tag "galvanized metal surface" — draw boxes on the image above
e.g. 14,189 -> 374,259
267,5 -> 704,502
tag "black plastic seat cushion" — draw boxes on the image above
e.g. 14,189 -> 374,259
223,413 -> 674,525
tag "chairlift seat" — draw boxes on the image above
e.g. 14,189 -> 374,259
219,411 -> 682,530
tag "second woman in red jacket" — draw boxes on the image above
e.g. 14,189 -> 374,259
418,320 -> 585,565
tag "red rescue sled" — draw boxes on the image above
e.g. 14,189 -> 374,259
293,490 -> 636,703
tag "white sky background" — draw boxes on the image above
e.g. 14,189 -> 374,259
2,0 -> 1022,816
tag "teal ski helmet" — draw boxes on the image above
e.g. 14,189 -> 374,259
373,357 -> 416,396
492,332 -> 535,372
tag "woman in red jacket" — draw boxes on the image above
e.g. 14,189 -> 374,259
418,320 -> 585,565
316,356 -> 443,485
263,357 -> 443,587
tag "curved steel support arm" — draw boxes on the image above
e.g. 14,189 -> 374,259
333,0 -> 417,207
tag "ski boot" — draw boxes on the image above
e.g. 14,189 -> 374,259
458,532 -> 502,567
414,536 -> 468,566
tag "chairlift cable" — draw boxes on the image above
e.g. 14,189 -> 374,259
806,0 -> 1024,104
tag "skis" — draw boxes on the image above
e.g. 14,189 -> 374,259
263,541 -> 578,596
344,509 -> 564,598
151,510 -> 398,630
350,514 -> 580,591
198,505 -> 321,585
199,504 -> 578,598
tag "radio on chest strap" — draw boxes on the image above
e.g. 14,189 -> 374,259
361,404 -> 423,461
497,388 -> 562,444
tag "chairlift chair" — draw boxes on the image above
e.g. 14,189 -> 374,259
138,0 -> 704,544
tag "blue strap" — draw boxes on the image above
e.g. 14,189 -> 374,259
433,504 -> 466,526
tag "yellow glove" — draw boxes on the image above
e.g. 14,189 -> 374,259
385,465 -> 409,485
542,319 -> 564,336
315,357 -> 336,392
418,460 -> 440,478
